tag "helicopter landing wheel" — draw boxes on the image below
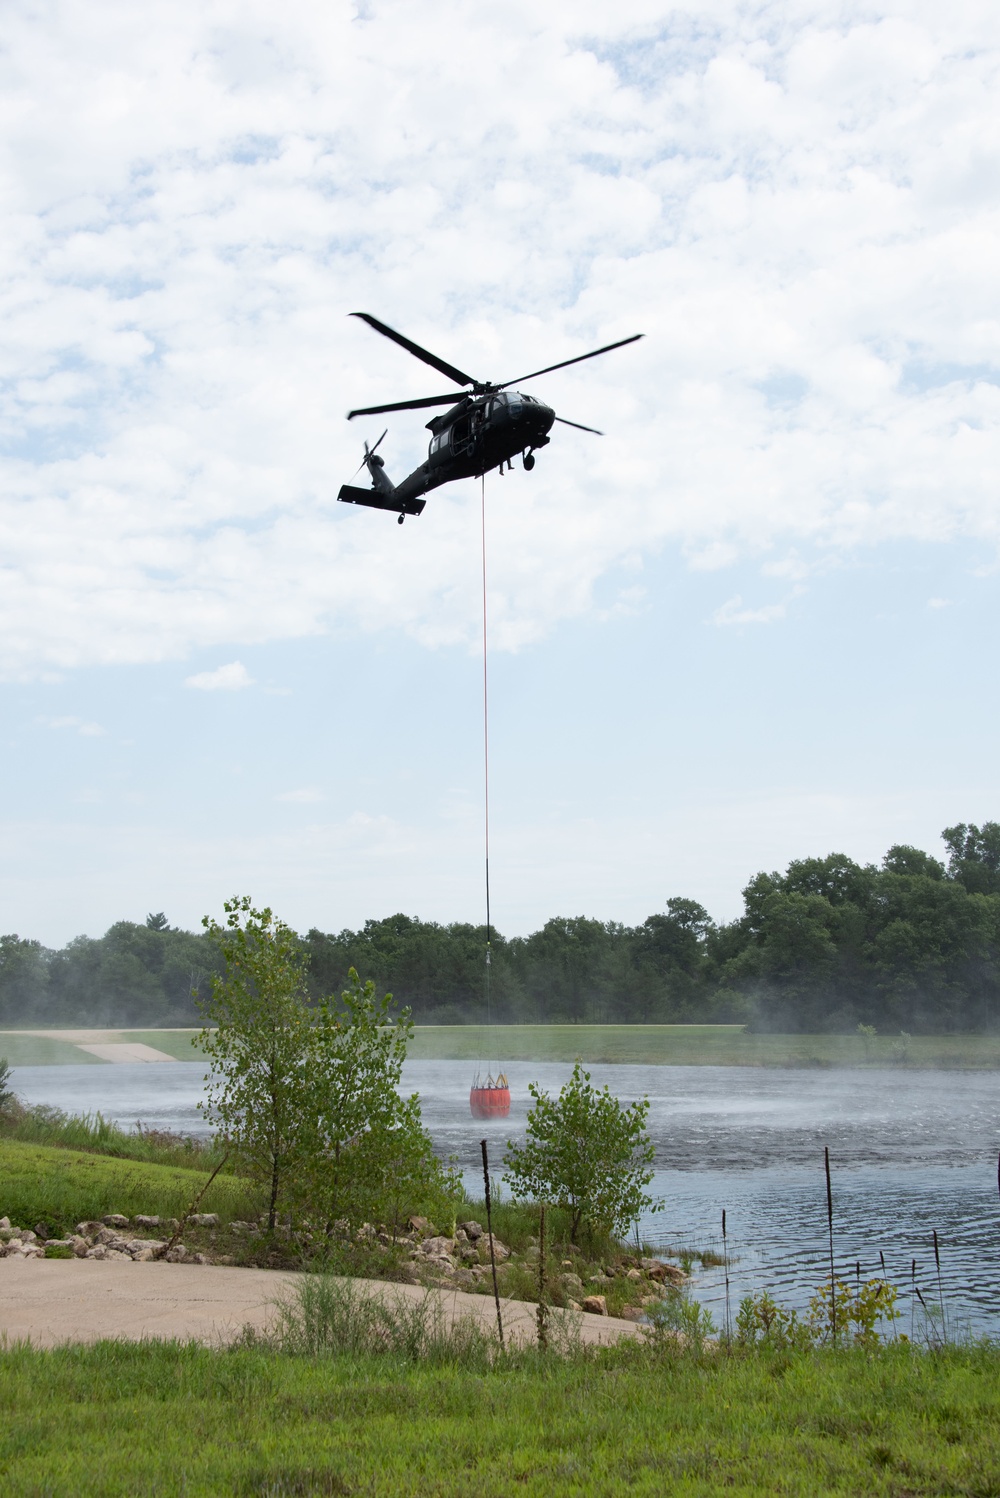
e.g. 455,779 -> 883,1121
397,514 -> 404,525
523,452 -> 536,471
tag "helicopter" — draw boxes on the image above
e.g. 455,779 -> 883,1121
338,313 -> 643,522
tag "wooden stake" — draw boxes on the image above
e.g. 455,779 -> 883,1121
480,1138 -> 505,1350
825,1146 -> 836,1345
536,1202 -> 548,1351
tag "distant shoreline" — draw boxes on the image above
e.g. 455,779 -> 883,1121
3,1024 -> 1000,1069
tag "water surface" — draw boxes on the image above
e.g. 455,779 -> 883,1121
11,1059 -> 1000,1334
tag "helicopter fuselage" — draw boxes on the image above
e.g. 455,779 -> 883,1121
339,390 -> 555,518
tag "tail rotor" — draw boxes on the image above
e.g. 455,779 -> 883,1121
350,429 -> 389,480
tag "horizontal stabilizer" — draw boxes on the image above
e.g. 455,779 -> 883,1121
337,485 -> 426,517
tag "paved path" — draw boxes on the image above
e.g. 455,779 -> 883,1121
0,1259 -> 640,1349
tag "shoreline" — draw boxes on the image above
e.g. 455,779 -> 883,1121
4,1024 -> 1000,1069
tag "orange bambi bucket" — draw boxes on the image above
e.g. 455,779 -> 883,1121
469,1074 -> 511,1119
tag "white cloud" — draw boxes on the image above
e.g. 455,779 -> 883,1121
1,2 -> 999,677
275,787 -> 326,804
39,714 -> 105,736
183,661 -> 254,691
713,595 -> 787,627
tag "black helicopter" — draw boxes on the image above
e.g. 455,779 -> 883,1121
338,313 -> 643,522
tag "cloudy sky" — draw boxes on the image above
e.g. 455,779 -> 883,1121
2,0 -> 998,945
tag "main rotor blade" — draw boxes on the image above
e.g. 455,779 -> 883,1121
500,333 -> 643,389
554,415 -> 604,435
347,393 -> 462,420
350,313 -> 479,388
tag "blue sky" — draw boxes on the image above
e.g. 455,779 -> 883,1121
1,1 -> 998,945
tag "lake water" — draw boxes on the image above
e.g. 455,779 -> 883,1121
10,1059 -> 1000,1336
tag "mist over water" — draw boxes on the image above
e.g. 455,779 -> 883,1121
11,1059 -> 1000,1334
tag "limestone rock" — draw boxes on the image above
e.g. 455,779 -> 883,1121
459,1220 -> 484,1241
69,1235 -> 89,1257
560,1273 -> 585,1297
134,1215 -> 161,1228
94,1227 -> 127,1249
190,1213 -> 219,1228
76,1221 -> 104,1237
0,1217 -> 10,1231
626,1267 -> 643,1281
164,1245 -> 189,1263
620,1305 -> 645,1322
422,1235 -> 456,1257
103,1214 -> 130,1229
582,1295 -> 608,1316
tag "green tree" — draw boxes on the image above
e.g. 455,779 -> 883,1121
942,822 -> 1000,895
0,935 -> 50,1025
293,969 -> 445,1231
198,898 -> 313,1230
502,1061 -> 661,1241
0,1055 -> 15,1111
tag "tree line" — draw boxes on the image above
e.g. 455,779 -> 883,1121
2,821 -> 998,1033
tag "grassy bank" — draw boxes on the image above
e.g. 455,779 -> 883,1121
409,1023 -> 1000,1068
7,1024 -> 1000,1067
0,1141 -> 258,1231
1,1336 -> 999,1494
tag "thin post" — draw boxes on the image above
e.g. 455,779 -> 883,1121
880,1249 -> 898,1343
933,1229 -> 946,1342
722,1209 -> 731,1346
159,1145 -> 230,1260
824,1146 -> 836,1345
481,1138 -> 504,1350
536,1203 -> 548,1351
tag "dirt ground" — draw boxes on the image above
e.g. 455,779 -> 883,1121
0,1258 -> 640,1349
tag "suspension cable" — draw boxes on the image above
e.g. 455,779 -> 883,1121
480,471 -> 494,1075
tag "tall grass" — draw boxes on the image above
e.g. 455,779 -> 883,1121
256,1274 -> 585,1368
0,1099 -> 226,1170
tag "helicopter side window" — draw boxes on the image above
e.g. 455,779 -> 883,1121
429,432 -> 444,453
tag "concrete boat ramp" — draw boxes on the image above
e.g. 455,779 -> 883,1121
0,1259 -> 640,1350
